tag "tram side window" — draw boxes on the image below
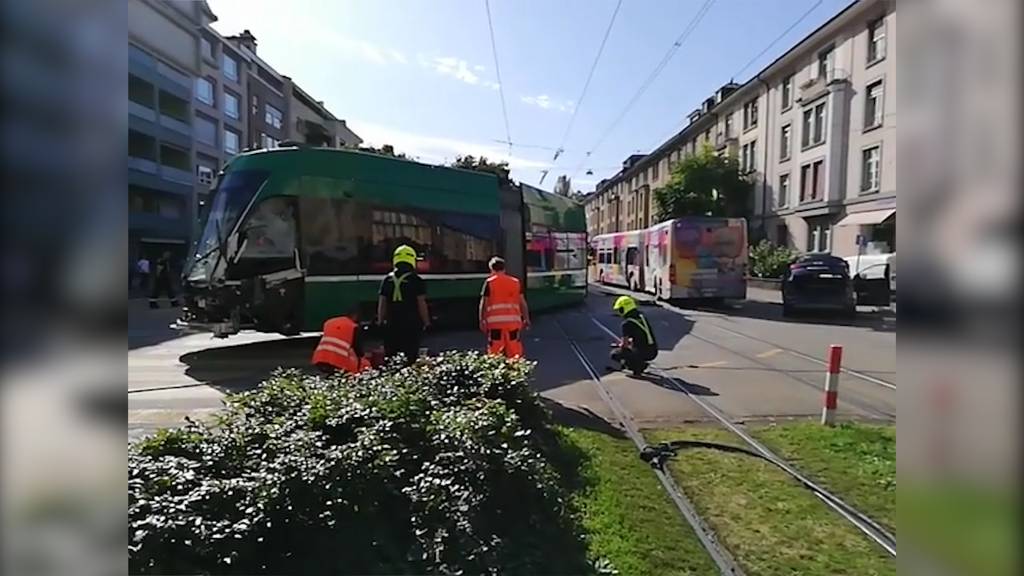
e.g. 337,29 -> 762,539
299,195 -> 368,275
369,206 -> 497,274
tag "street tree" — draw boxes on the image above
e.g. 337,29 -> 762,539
653,144 -> 752,221
359,143 -> 408,159
451,155 -> 513,186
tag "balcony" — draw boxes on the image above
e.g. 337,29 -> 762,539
160,165 -> 193,186
798,68 -> 849,104
128,100 -> 156,122
715,131 -> 737,151
159,114 -> 191,136
128,156 -> 158,174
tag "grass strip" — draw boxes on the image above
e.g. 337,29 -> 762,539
751,421 -> 895,533
561,427 -> 719,576
648,427 -> 895,576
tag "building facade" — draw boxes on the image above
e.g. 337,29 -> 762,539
584,0 -> 895,258
129,3 -> 363,271
128,0 -> 203,265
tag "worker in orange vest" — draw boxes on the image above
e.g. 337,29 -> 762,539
311,309 -> 372,374
479,256 -> 530,358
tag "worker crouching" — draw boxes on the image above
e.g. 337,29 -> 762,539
610,296 -> 658,376
479,256 -> 531,358
311,309 -> 372,374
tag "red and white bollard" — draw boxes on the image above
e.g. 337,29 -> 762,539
821,345 -> 843,426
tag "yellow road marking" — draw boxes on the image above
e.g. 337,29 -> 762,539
694,360 -> 728,368
756,348 -> 784,358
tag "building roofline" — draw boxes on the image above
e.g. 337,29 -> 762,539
594,0 -> 872,194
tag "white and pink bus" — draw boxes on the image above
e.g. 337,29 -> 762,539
591,217 -> 748,301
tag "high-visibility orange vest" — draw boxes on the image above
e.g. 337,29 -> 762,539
483,272 -> 523,330
311,316 -> 361,373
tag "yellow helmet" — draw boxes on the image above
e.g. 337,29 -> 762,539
392,244 -> 417,267
612,295 -> 637,316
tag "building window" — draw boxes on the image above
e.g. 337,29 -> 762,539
260,133 -> 280,149
743,99 -> 758,130
864,80 -> 884,129
195,77 -> 214,105
652,161 -> 659,181
224,128 -> 240,155
265,104 -> 283,129
867,17 -> 887,64
195,114 -> 217,146
703,129 -> 711,143
781,74 -> 793,110
817,45 -> 834,78
800,159 -> 825,202
778,173 -> 790,208
780,124 -> 792,160
197,164 -> 215,187
224,90 -> 240,119
740,140 -> 757,173
201,37 -> 214,61
223,54 -> 239,81
807,221 -> 832,253
861,145 -> 881,192
724,113 -> 734,137
801,100 -> 827,148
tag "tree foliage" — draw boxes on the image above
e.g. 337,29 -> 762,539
653,144 -> 752,221
359,143 -> 408,159
749,239 -> 799,278
451,155 -> 513,186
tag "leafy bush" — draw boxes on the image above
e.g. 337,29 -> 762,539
129,352 -> 601,575
748,239 -> 798,279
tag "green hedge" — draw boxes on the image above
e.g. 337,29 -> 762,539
129,353 -> 605,575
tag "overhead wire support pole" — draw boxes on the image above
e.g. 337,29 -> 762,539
484,0 -> 513,161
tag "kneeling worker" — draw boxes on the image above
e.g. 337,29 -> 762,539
312,308 -> 371,374
611,296 -> 658,375
479,256 -> 530,358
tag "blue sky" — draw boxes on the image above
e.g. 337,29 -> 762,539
209,0 -> 853,191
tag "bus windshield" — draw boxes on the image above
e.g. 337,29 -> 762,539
186,169 -> 270,281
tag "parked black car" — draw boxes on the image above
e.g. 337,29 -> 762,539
782,253 -> 856,317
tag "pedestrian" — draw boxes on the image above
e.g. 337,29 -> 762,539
148,251 -> 179,309
311,307 -> 371,374
610,296 -> 658,376
136,255 -> 150,293
377,245 -> 430,365
479,256 -> 530,358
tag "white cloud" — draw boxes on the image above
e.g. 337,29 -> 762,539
520,94 -> 575,113
389,49 -> 408,65
418,54 -> 501,89
349,120 -> 553,173
271,12 -> 407,66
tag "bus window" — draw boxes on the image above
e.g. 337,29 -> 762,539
626,246 -> 638,266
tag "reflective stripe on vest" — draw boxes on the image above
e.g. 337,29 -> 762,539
312,316 -> 359,372
626,315 -> 654,346
391,272 -> 411,302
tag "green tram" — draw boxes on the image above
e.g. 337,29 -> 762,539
177,146 -> 587,337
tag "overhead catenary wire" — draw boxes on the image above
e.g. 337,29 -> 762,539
553,0 -> 624,163
732,0 -> 825,79
484,0 -> 513,159
570,0 -> 717,180
579,0 -> 830,186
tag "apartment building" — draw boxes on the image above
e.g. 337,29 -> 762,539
128,0 -> 203,265
585,0 -> 895,258
194,6 -> 249,224
224,30 -> 290,152
284,81 -> 364,149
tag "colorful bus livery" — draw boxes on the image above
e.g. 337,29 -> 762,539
593,217 -> 747,302
178,147 -> 586,337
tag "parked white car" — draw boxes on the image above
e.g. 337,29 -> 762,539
844,252 -> 894,305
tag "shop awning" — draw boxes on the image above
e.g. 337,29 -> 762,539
836,209 -> 895,226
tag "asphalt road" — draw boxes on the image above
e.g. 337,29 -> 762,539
129,287 -> 895,439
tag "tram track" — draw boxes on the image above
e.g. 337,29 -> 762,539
553,317 -> 745,576
581,310 -> 897,558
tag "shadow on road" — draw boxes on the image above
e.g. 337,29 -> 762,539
179,336 -> 319,393
130,305 -> 190,350
626,372 -> 719,397
697,299 -> 896,333
541,397 -> 625,439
